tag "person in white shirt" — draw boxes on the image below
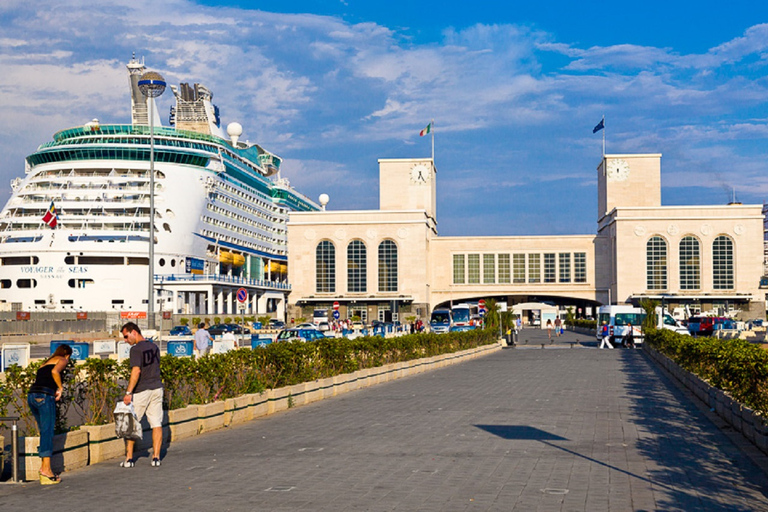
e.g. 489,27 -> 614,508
194,323 -> 212,357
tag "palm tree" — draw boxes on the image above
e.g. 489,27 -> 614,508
639,298 -> 660,332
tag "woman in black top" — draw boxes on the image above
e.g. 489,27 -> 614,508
27,344 -> 72,484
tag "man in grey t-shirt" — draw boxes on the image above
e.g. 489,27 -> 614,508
121,322 -> 164,467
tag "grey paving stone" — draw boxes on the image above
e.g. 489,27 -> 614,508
2,329 -> 768,511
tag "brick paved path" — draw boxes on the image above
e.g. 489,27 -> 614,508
2,329 -> 768,511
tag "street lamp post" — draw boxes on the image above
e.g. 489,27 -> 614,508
138,71 -> 166,330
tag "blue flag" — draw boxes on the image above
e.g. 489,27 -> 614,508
593,118 -> 605,133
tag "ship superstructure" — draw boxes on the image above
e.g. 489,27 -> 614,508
0,56 -> 318,318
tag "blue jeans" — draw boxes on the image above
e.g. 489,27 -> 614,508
27,392 -> 56,458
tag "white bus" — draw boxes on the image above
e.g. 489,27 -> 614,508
597,305 -> 688,343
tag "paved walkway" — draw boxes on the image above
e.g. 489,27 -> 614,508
2,329 -> 768,511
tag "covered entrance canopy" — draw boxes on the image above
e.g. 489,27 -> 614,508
512,302 -> 559,329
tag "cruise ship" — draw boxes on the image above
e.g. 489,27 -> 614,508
0,56 -> 319,319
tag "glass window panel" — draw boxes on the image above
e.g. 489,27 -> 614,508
483,254 -> 495,284
544,253 -> 556,283
315,240 -> 335,293
679,236 -> 701,290
453,254 -> 466,284
513,254 -> 525,284
558,253 -> 571,283
528,254 -> 540,283
347,240 -> 367,293
574,252 -> 587,283
468,254 -> 480,284
646,236 -> 667,290
378,240 -> 398,292
498,254 -> 511,284
713,235 -> 734,290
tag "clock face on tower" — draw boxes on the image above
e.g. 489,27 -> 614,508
606,158 -> 630,182
410,164 -> 431,184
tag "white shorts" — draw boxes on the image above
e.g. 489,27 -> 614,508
132,387 -> 164,429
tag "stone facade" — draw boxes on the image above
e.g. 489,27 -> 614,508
286,154 -> 765,321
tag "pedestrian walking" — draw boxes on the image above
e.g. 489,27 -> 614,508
546,319 -> 552,340
625,323 -> 636,348
27,344 -> 72,484
599,322 -> 613,349
554,317 -> 562,337
194,322 -> 212,357
121,322 -> 164,468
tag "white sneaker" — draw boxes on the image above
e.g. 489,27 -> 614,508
151,458 -> 161,467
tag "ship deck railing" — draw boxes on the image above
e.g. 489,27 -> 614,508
156,273 -> 290,290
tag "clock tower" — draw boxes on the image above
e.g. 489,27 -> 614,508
597,153 -> 662,220
379,158 -> 437,220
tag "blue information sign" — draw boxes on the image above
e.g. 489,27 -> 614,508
333,310 -> 340,320
51,340 -> 90,360
167,340 -> 194,357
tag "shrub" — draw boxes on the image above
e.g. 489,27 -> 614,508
646,328 -> 768,415
179,317 -> 189,325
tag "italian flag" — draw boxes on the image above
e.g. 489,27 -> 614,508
419,123 -> 432,137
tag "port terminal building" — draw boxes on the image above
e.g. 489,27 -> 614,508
286,154 -> 765,324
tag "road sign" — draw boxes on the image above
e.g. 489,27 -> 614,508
479,309 -> 486,317
333,301 -> 340,310
478,299 -> 486,308
333,310 -> 340,320
236,287 -> 248,303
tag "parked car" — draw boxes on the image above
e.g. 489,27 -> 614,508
317,321 -> 331,332
351,321 -> 365,330
687,316 -> 735,337
208,323 -> 248,336
169,325 -> 192,336
276,328 -> 326,342
296,323 -> 318,329
269,319 -> 286,329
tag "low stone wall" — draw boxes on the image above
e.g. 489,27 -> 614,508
644,344 -> 768,455
11,342 -> 501,480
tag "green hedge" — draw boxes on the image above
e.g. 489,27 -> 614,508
645,328 -> 768,415
1,330 -> 497,435
570,319 -> 597,330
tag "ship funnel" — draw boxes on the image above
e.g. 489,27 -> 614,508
227,122 -> 243,147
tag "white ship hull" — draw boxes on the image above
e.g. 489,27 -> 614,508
0,57 -> 317,317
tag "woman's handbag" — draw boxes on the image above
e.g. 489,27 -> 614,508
114,402 -> 143,441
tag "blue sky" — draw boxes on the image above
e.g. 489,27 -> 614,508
1,1 -> 767,235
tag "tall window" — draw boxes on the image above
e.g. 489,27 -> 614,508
679,236 -> 701,290
468,254 -> 480,283
544,253 -> 556,283
498,254 -> 511,284
453,254 -> 465,284
378,240 -> 398,292
713,235 -> 734,290
646,236 -> 667,290
558,253 -> 571,283
528,254 -> 540,283
316,240 -> 335,293
347,240 -> 366,293
513,254 -> 526,284
574,252 -> 587,283
483,254 -> 495,284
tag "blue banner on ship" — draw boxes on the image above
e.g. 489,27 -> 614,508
186,257 -> 205,275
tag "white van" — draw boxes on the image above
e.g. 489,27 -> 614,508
597,305 -> 688,344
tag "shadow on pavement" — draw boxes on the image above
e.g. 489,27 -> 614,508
619,349 -> 768,510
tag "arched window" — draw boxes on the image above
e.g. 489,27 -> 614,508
679,236 -> 700,290
347,240 -> 367,293
646,236 -> 667,290
713,235 -> 734,290
316,240 -> 335,293
378,240 -> 398,292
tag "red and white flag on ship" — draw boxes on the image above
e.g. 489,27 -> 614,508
42,201 -> 58,229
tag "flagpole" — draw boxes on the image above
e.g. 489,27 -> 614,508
431,119 -> 435,164
602,115 -> 605,156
